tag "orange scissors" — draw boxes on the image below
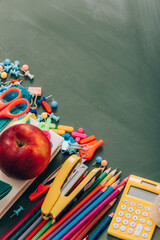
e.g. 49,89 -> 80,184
0,87 -> 30,118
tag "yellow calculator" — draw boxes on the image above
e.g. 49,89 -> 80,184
108,175 -> 160,240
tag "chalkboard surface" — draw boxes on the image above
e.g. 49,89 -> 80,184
0,0 -> 160,239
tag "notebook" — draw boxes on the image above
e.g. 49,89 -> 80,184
0,118 -> 63,219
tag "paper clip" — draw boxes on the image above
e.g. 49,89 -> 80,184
30,94 -> 37,110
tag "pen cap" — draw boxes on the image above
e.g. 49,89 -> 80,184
150,194 -> 160,227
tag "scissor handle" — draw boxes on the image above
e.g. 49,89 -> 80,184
0,98 -> 30,118
0,87 -> 22,110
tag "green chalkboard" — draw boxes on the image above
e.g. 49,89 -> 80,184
0,0 -> 160,239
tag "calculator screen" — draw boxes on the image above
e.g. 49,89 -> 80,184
128,186 -> 158,202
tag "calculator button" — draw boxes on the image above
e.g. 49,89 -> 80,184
116,217 -> 121,223
140,218 -> 145,223
135,209 -> 141,215
121,205 -> 126,210
133,215 -> 138,221
137,204 -> 143,209
130,202 -> 136,206
134,224 -> 143,236
123,200 -> 129,204
126,213 -> 131,219
120,226 -> 126,232
127,228 -> 133,234
142,212 -> 148,217
123,220 -> 128,225
144,206 -> 150,211
130,222 -> 136,227
142,233 -> 148,238
128,207 -> 133,213
118,211 -> 124,217
147,221 -> 153,226
144,227 -> 150,232
113,223 -> 119,229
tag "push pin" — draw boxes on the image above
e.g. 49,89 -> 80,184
12,60 -> 20,71
37,95 -> 53,114
92,156 -> 103,166
4,65 -> 12,73
37,115 -> 43,122
0,71 -> 7,79
21,64 -> 34,80
10,69 -> 23,78
4,59 -> 11,66
51,99 -> 58,108
50,112 -> 60,122
10,206 -> 24,218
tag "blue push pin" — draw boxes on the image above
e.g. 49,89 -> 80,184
10,206 -> 24,218
12,60 -> 20,71
50,112 -> 60,122
10,69 -> 23,77
92,156 -> 103,166
4,65 -> 12,73
4,59 -> 11,66
37,115 -> 43,122
51,99 -> 58,108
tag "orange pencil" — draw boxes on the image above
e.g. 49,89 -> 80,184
38,176 -> 110,240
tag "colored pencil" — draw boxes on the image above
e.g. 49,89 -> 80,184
70,199 -> 116,240
24,219 -> 47,240
73,168 -> 114,206
0,197 -> 44,240
105,171 -> 122,187
37,179 -> 110,240
115,176 -> 129,189
44,186 -> 109,240
17,215 -> 43,240
59,186 -> 123,240
88,212 -> 114,240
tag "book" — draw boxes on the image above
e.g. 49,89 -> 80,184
0,118 -> 63,219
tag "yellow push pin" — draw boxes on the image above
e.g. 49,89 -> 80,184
1,71 -> 7,79
41,112 -> 48,120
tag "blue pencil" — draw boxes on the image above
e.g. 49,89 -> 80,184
88,212 -> 114,240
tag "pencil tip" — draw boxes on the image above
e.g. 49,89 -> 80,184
106,167 -> 111,173
52,219 -> 56,224
109,212 -> 114,217
109,198 -> 117,205
118,185 -> 125,191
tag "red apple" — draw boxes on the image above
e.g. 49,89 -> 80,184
0,124 -> 51,180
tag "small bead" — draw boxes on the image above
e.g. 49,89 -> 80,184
78,128 -> 84,133
1,72 -> 7,79
96,156 -> 103,164
41,112 -> 48,119
101,160 -> 108,167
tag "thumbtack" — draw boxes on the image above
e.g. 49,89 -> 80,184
21,64 -> 34,79
51,99 -> 58,108
0,71 -> 7,79
4,65 -> 12,72
12,60 -> 20,71
10,69 -> 23,77
10,206 -> 24,218
92,156 -> 103,166
37,115 -> 43,122
4,59 -> 11,66
37,95 -> 53,114
101,159 -> 108,167
50,112 -> 60,122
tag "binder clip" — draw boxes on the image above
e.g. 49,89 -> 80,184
41,154 -> 103,221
